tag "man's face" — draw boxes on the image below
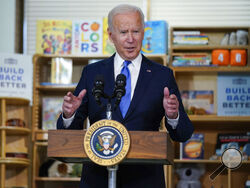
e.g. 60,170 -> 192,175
108,11 -> 144,61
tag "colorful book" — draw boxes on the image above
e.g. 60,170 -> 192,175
180,133 -> 204,159
51,57 -> 72,84
173,34 -> 209,45
181,90 -> 214,115
36,20 -> 72,55
141,20 -> 168,54
172,53 -> 211,66
215,133 -> 250,156
217,73 -> 250,116
72,20 -> 103,55
102,17 -> 116,55
42,97 -> 63,130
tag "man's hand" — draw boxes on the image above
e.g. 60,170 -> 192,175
62,89 -> 87,118
163,87 -> 179,119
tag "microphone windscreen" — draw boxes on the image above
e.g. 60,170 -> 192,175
116,74 -> 126,82
94,74 -> 104,84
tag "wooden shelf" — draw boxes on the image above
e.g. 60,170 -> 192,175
37,85 -> 76,91
189,115 -> 250,122
172,45 -> 249,50
171,66 -> 250,72
35,142 -> 48,146
35,130 -> 48,141
0,157 -> 30,166
168,26 -> 250,188
34,53 -> 166,59
174,159 -> 221,163
0,126 -> 31,135
35,177 -> 81,182
174,159 -> 250,164
0,97 -> 31,187
0,97 -> 30,105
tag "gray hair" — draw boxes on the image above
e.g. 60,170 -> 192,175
108,4 -> 145,31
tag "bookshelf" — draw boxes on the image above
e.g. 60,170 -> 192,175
167,26 -> 250,188
0,97 -> 31,188
32,53 -> 167,188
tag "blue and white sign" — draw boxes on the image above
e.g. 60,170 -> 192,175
0,53 -> 33,102
217,73 -> 250,116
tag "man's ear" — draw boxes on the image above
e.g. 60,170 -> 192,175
107,28 -> 114,43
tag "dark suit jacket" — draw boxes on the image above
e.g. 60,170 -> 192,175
57,54 -> 193,188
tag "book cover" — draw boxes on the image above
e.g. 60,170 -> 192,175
217,73 -> 250,116
141,20 -> 168,54
51,57 -> 72,84
72,20 -> 103,55
180,133 -> 204,159
42,97 -> 63,130
102,17 -> 116,55
215,133 -> 250,156
36,20 -> 72,55
181,90 -> 214,115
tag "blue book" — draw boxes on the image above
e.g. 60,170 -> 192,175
217,73 -> 250,116
141,20 -> 168,54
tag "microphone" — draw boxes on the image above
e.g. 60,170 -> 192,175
113,74 -> 126,108
92,75 -> 104,106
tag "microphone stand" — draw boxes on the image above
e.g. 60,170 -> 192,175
94,75 -> 125,188
105,98 -> 118,188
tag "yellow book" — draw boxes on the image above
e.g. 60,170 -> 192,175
102,17 -> 116,55
36,20 -> 72,55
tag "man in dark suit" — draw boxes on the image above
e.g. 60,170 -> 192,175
57,4 -> 193,188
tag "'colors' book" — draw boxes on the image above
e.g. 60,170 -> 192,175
72,20 -> 103,55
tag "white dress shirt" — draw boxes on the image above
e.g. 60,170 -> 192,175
63,53 -> 178,129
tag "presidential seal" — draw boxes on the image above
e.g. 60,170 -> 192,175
84,119 -> 130,166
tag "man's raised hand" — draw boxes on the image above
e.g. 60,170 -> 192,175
163,87 -> 179,119
62,89 -> 86,118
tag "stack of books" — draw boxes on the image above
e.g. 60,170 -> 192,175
173,31 -> 209,45
172,53 -> 211,66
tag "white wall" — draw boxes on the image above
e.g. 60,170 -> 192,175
24,0 -> 250,55
0,0 -> 16,53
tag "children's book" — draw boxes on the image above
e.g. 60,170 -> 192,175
51,57 -> 72,84
72,20 -> 103,55
181,90 -> 214,115
180,133 -> 204,159
42,97 -> 63,130
102,17 -> 116,55
36,20 -> 72,55
215,133 -> 250,156
141,20 -> 168,54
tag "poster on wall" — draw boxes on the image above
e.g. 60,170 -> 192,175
217,73 -> 250,116
0,53 -> 33,102
72,19 -> 103,55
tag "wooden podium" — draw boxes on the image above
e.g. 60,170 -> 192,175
47,130 -> 174,165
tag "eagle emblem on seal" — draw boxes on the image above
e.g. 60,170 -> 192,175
96,131 -> 118,155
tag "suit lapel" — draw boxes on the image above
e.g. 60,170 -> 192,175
123,55 -> 153,120
102,55 -> 115,97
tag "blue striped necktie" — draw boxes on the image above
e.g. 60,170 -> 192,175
120,60 -> 131,118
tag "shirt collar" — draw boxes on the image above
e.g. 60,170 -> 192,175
114,52 -> 142,68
